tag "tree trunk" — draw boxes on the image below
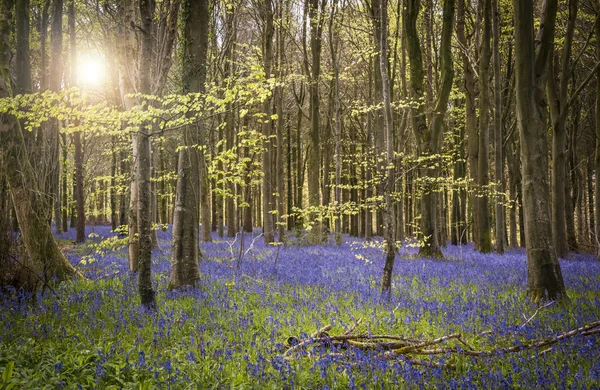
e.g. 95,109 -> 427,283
260,0 -> 275,244
547,0 -> 577,259
276,1 -> 285,242
1,0 -> 79,284
307,0 -> 324,244
169,0 -> 208,290
379,0 -> 398,295
477,0 -> 492,253
136,0 -> 157,309
68,0 -> 85,243
49,0 -> 63,233
492,0 -> 505,253
118,0 -> 139,268
512,0 -> 565,301
405,0 -> 452,258
596,11 -> 600,257
329,0 -> 342,244
457,0 -> 479,246
225,5 -> 237,238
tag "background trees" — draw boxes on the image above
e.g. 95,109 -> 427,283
4,0 -> 600,301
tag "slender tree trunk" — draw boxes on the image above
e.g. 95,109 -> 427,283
477,0 -> 492,253
405,0 -> 452,258
596,11 -> 600,257
68,0 -> 85,243
111,137 -> 118,231
379,0 -> 398,295
457,0 -> 479,246
225,5 -> 237,238
492,0 -> 505,253
137,0 -> 157,309
512,0 -> 565,301
307,0 -> 324,244
330,0 -> 342,244
587,158 -> 594,246
547,0 -> 578,259
276,1 -> 285,241
260,0 -> 275,243
49,0 -> 63,233
118,0 -> 139,268
159,145 -> 168,230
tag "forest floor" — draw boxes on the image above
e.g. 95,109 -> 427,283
1,225 -> 600,388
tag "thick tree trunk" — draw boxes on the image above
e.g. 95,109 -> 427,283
168,0 -> 209,289
1,0 -> 78,284
512,0 -> 565,301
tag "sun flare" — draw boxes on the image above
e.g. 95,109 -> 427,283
77,54 -> 106,87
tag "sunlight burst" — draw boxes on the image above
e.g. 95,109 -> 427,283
77,54 -> 106,87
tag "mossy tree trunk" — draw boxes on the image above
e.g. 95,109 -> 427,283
512,0 -> 566,301
547,0 -> 578,259
405,0 -> 453,258
168,0 -> 209,290
477,0 -> 492,253
1,0 -> 79,285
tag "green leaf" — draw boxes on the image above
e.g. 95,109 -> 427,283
1,361 -> 14,383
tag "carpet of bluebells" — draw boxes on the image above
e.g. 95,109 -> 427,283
1,225 -> 600,389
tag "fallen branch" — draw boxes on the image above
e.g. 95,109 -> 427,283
281,319 -> 600,368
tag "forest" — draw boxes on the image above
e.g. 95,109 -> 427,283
1,0 -> 600,387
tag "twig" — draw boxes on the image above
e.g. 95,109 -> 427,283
311,324 -> 332,338
392,333 -> 461,354
344,318 -> 363,335
520,301 -> 556,328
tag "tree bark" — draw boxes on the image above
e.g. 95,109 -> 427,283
492,0 -> 505,253
596,11 -> 600,258
1,0 -> 79,284
49,0 -> 63,233
276,0 -> 285,242
118,0 -> 139,269
512,0 -> 565,301
260,0 -> 275,244
405,0 -> 453,258
69,0 -> 85,243
307,0 -> 325,244
457,0 -> 479,246
379,0 -> 398,295
547,0 -> 578,259
477,0 -> 492,253
169,0 -> 208,289
137,0 -> 156,309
